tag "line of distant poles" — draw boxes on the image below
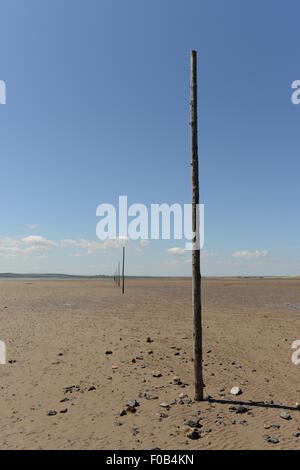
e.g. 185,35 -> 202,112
113,246 -> 125,294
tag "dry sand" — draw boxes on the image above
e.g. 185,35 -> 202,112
1,277 -> 300,450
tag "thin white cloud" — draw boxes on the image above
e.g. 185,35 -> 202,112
0,235 -> 57,259
61,237 -> 129,254
23,235 -> 57,247
233,249 -> 269,260
167,246 -> 186,256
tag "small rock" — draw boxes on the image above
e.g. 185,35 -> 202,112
160,402 -> 170,409
60,408 -> 68,414
270,423 -> 280,429
264,435 -> 279,444
88,386 -> 96,391
230,386 -> 242,396
152,370 -> 162,378
156,412 -> 168,419
60,397 -> 69,403
47,410 -> 57,416
186,418 -> 201,429
146,337 -> 153,343
64,385 -> 80,394
187,429 -> 201,440
280,411 -> 291,420
127,400 -> 139,408
105,350 -> 113,355
293,431 -> 300,438
173,376 -> 182,385
229,405 -> 250,414
120,409 -> 127,417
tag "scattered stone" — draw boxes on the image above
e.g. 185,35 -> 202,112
58,353 -> 64,356
264,435 -> 279,444
88,386 -> 96,391
173,376 -> 182,385
60,397 -> 69,403
270,423 -> 280,430
8,359 -> 16,364
229,405 -> 250,414
230,386 -> 242,396
105,350 -> 113,355
127,400 -> 139,408
179,392 -> 188,399
187,429 -> 201,440
47,410 -> 57,416
64,385 -> 80,394
120,409 -> 127,417
144,393 -> 159,400
160,402 -> 170,409
280,411 -> 291,420
147,350 -> 153,354
60,408 -> 68,414
296,403 -> 300,410
112,365 -> 118,370
136,355 -> 144,360
293,431 -> 300,438
186,418 -> 201,429
157,412 -> 168,419
152,370 -> 162,378
146,337 -> 153,343
179,397 -> 193,405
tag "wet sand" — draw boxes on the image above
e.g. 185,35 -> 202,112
1,278 -> 300,449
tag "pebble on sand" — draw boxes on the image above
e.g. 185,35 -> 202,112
152,370 -> 162,378
230,386 -> 242,396
280,411 -> 291,420
160,402 -> 170,409
172,376 -> 182,385
186,428 -> 201,440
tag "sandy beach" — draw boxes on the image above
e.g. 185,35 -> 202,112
0,277 -> 300,450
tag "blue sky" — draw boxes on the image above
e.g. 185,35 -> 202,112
0,0 -> 300,276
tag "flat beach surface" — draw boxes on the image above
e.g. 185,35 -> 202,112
1,278 -> 300,450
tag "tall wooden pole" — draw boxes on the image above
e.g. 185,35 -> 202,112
122,246 -> 125,294
190,50 -> 204,401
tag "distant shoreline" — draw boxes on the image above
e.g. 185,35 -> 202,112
1,273 -> 300,280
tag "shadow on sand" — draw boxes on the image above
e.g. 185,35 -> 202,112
206,397 -> 300,412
